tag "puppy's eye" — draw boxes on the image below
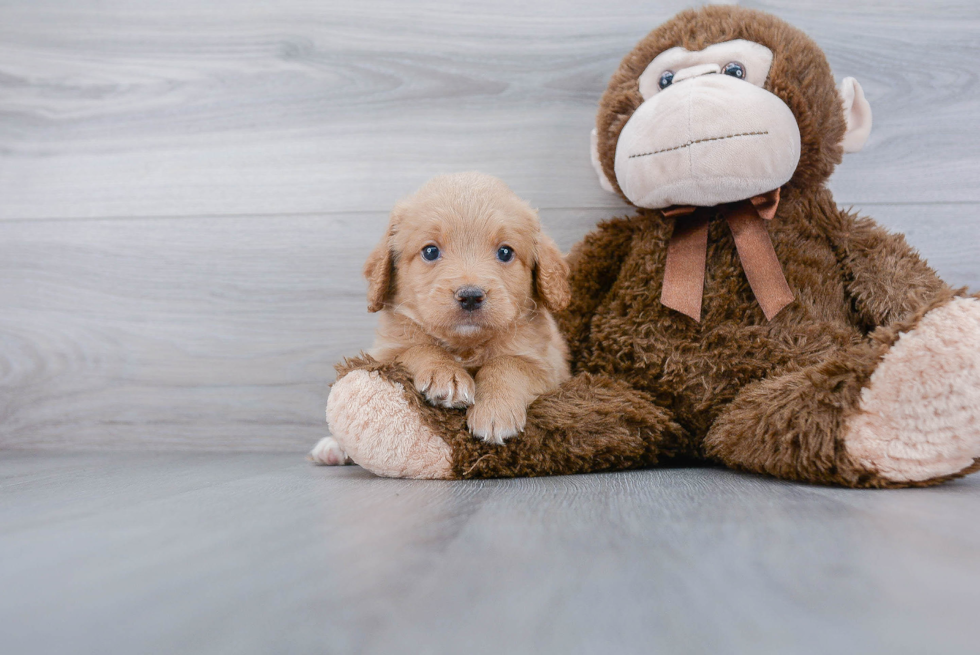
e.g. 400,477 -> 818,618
658,71 -> 674,89
421,245 -> 440,261
496,246 -> 514,263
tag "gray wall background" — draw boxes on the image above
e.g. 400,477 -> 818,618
1,0 -> 978,451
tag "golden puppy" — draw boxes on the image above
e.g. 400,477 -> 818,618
365,171 -> 571,444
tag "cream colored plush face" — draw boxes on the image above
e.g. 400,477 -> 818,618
614,39 -> 802,209
386,174 -> 540,342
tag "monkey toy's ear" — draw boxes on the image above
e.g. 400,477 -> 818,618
839,77 -> 873,153
590,128 -> 616,193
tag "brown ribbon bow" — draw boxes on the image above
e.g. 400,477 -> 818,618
660,188 -> 793,322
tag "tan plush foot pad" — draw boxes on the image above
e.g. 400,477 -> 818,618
846,297 -> 980,482
325,369 -> 453,479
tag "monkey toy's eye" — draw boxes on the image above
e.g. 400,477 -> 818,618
496,246 -> 515,263
658,70 -> 674,90
722,62 -> 746,79
421,244 -> 440,261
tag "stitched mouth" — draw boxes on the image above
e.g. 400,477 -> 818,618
629,130 -> 769,159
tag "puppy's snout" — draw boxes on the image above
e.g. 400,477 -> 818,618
455,286 -> 486,312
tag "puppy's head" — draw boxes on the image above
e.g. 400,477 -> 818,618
365,172 -> 570,341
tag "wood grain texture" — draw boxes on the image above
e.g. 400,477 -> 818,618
3,453 -> 980,654
0,209 -> 610,450
0,0 -> 978,450
0,0 -> 690,220
0,0 -> 978,221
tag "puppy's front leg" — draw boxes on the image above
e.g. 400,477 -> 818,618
397,345 -> 475,409
467,356 -> 545,444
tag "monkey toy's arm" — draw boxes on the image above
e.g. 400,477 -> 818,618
832,207 -> 955,331
557,216 -> 636,364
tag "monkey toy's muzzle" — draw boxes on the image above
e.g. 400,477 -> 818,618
614,73 -> 801,210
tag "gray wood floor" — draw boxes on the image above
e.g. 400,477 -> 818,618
3,452 -> 980,655
1,0 -> 979,450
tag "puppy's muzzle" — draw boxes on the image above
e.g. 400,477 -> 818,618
455,286 -> 486,312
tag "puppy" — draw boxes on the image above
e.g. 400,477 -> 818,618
311,172 -> 571,464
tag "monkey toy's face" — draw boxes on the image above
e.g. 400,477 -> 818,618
591,9 -> 873,210
617,39 -> 800,209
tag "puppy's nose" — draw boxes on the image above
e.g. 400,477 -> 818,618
455,286 -> 486,312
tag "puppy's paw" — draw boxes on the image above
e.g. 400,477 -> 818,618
466,396 -> 527,445
414,365 -> 475,409
309,436 -> 352,466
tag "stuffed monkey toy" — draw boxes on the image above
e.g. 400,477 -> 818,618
318,5 -> 980,488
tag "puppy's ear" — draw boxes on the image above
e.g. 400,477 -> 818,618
364,213 -> 400,312
364,240 -> 392,313
534,232 -> 571,313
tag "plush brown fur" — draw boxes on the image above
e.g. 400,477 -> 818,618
364,172 -> 571,443
333,6 -> 979,487
336,355 -> 697,477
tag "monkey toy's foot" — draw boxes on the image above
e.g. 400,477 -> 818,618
325,368 -> 453,479
845,297 -> 980,483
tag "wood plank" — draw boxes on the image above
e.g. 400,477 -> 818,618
1,0 -> 978,221
1,203 -> 975,451
3,453 -> 980,654
0,0 -> 685,220
0,208 -> 610,450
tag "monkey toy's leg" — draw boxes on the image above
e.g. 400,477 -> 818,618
321,298 -> 980,484
321,356 -> 693,479
705,296 -> 980,488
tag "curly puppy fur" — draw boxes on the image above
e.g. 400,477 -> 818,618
363,172 -> 571,444
327,6 -> 980,487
